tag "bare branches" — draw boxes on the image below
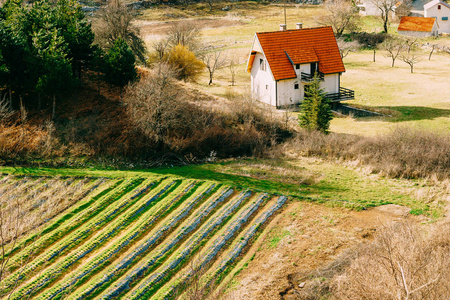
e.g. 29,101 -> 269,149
167,21 -> 201,51
369,0 -> 398,33
318,0 -> 359,37
331,222 -> 450,299
229,54 -> 237,87
337,38 -> 360,59
201,49 -> 226,85
383,37 -> 404,67
94,0 -> 146,63
402,52 -> 420,73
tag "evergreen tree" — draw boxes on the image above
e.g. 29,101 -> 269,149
103,38 -> 137,90
299,75 -> 333,134
33,26 -> 74,119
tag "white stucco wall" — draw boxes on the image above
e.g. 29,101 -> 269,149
398,29 -> 437,37
277,78 -> 302,107
320,74 -> 340,94
425,4 -> 450,33
250,52 -> 276,106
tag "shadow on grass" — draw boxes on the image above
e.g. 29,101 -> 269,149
356,106 -> 450,122
143,164 -> 346,199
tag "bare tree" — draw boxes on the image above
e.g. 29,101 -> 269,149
337,38 -> 360,59
123,63 -> 183,143
405,38 -> 418,53
205,0 -> 218,12
94,0 -> 147,63
428,44 -> 437,60
383,37 -> 404,67
201,49 -> 226,85
402,52 -> 420,73
354,32 -> 386,62
152,38 -> 171,61
167,21 -> 201,51
395,0 -> 412,20
319,0 -> 359,37
331,222 -> 450,299
369,0 -> 398,33
228,54 -> 238,86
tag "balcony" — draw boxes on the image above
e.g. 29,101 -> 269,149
300,72 -> 324,82
325,87 -> 355,102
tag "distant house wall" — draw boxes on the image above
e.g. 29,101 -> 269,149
398,28 -> 437,36
425,3 -> 450,33
251,52 -> 276,106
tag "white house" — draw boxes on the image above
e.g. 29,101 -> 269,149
246,25 -> 353,108
356,0 -> 401,17
424,0 -> 450,33
397,16 -> 439,36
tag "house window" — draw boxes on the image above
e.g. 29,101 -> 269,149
443,16 -> 449,20
260,59 -> 265,71
295,64 -> 300,69
294,83 -> 299,90
438,4 -> 441,9
266,84 -> 269,90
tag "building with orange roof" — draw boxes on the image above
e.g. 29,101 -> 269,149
398,16 -> 439,36
246,25 -> 353,108
424,0 -> 450,33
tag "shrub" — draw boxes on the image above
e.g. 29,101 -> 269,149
166,44 -> 205,82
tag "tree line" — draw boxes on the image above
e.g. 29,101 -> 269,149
0,0 -> 140,119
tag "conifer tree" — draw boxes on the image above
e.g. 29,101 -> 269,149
299,75 -> 333,134
103,38 -> 137,91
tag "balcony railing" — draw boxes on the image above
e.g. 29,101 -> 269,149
300,72 -> 324,82
325,87 -> 355,102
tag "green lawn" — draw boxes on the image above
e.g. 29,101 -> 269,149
2,157 -> 443,218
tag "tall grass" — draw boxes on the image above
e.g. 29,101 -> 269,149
330,222 -> 450,300
284,127 -> 450,180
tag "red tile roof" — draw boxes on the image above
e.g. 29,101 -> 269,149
255,26 -> 345,81
398,16 -> 436,32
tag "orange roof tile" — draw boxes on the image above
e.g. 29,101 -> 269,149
398,16 -> 436,32
255,26 -> 345,81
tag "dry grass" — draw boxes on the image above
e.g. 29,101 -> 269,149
283,126 -> 450,180
330,222 -> 450,300
280,221 -> 450,300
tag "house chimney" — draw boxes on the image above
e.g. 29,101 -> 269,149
296,23 -> 303,29
280,24 -> 287,31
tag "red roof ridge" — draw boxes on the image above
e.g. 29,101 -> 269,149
253,26 -> 345,81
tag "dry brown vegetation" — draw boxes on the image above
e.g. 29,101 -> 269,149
280,221 -> 450,300
330,222 -> 450,300
122,65 -> 290,160
282,126 -> 450,180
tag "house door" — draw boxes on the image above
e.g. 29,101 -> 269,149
311,62 -> 317,75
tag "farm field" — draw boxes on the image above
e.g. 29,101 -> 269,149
1,162 -> 444,299
0,173 -> 287,299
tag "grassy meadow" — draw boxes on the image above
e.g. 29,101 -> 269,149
136,2 -> 450,137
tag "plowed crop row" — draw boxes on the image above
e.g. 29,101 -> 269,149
1,174 -> 287,299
